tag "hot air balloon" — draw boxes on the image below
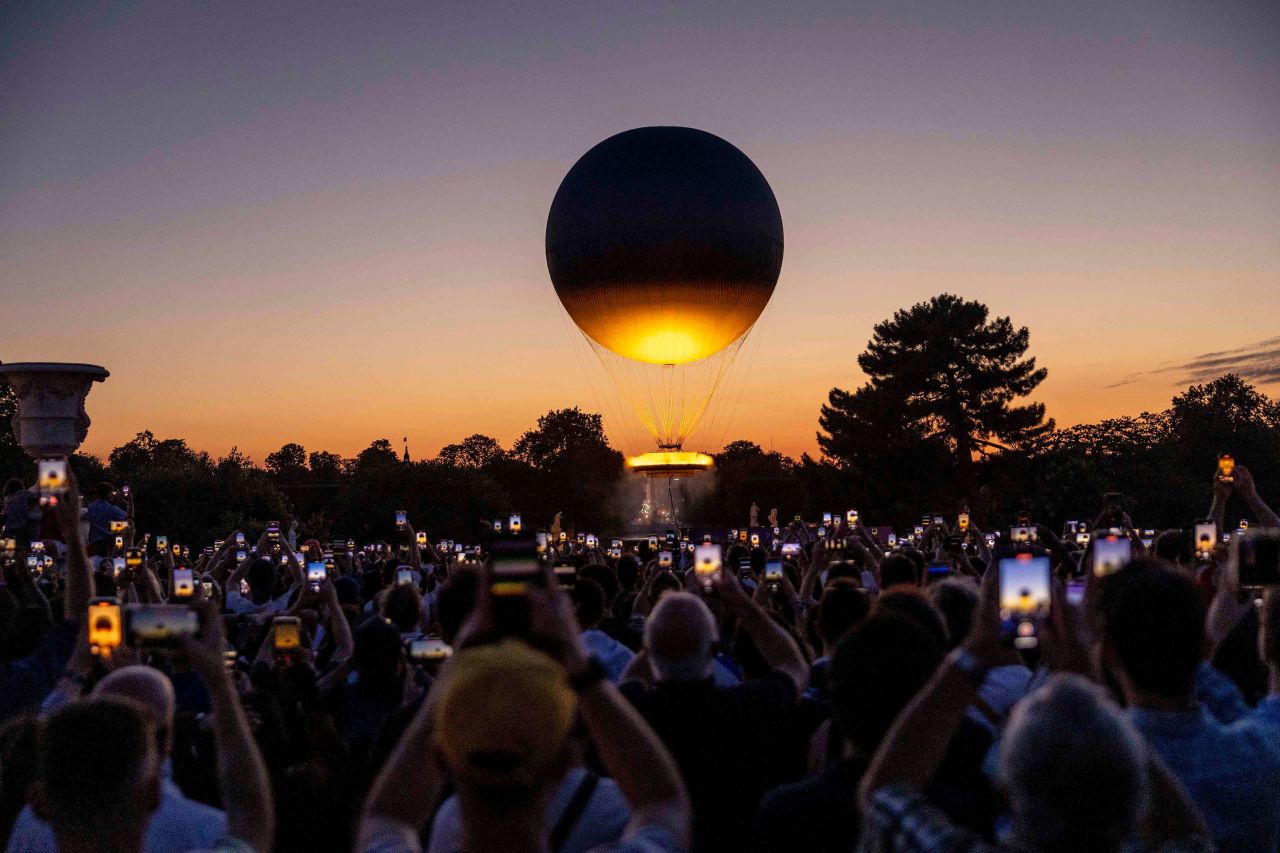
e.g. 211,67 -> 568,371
546,126 -> 783,477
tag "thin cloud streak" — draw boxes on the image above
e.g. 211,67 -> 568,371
1106,337 -> 1280,389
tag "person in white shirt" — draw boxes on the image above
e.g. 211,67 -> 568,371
8,666 -> 227,853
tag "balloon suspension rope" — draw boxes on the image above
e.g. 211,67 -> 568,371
668,477 -> 678,529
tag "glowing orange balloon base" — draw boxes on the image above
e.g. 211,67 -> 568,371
626,450 -> 714,479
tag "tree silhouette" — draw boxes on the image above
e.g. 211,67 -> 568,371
437,434 -> 506,469
266,442 -> 308,478
824,294 -> 1051,482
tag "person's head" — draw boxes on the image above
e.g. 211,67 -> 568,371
816,579 -> 869,651
246,557 -> 278,603
873,587 -> 949,649
381,583 -> 423,633
649,570 -> 683,601
436,569 -> 480,644
829,612 -> 943,755
999,675 -> 1147,852
2,478 -> 22,497
1154,530 -> 1193,569
825,560 -> 861,584
1098,558 -> 1203,703
928,577 -> 979,650
434,640 -> 575,808
92,665 -> 176,758
615,555 -> 641,592
879,553 -> 920,589
95,482 -> 115,501
644,592 -> 718,682
353,616 -> 406,694
577,564 -> 619,607
570,578 -> 606,630
35,698 -> 161,849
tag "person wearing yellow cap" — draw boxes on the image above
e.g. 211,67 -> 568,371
358,564 -> 691,853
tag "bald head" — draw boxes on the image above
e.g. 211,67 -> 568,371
92,666 -> 176,755
644,592 -> 717,682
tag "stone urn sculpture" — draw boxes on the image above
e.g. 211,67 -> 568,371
0,362 -> 109,458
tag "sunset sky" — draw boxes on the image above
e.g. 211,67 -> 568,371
2,1 -> 1277,463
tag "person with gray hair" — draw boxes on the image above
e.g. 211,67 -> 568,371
857,567 -> 1212,853
620,576 -> 808,852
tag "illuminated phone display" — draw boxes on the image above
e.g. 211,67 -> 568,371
999,554 -> 1050,649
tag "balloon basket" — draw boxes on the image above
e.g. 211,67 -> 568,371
626,451 -> 714,479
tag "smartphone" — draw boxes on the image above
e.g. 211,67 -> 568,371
847,509 -> 858,524
586,534 -> 598,549
1218,453 -> 1235,484
416,531 -> 427,547
817,526 -> 827,538
999,554 -> 1051,649
1093,532 -> 1132,577
125,605 -> 201,647
554,564 -> 577,588
489,538 -> 541,636
235,532 -> 246,547
111,556 -> 126,577
87,598 -> 122,655
156,535 -> 169,552
1010,526 -> 1033,544
266,521 -> 280,540
109,520 -> 128,534
780,542 -> 802,557
307,561 -> 326,591
125,547 -> 143,569
984,534 -> 996,548
1065,520 -> 1079,536
1231,529 -> 1280,587
172,568 -> 194,599
201,581 -> 214,597
235,549 -> 247,563
1194,520 -> 1217,559
822,512 -> 833,525
408,637 -> 453,661
648,535 -> 659,549
694,544 -> 722,591
113,535 -> 124,549
658,550 -> 673,568
1066,579 -> 1086,607
887,533 -> 898,547
1076,531 -> 1090,546
926,560 -> 951,581
272,616 -> 302,652
493,520 -> 503,532
764,560 -> 784,583
121,484 -> 130,497
1141,529 -> 1156,549
738,530 -> 748,543
750,533 -> 760,547
932,515 -> 944,526
37,458 -> 67,504
958,512 -> 969,531
396,566 -> 415,586
914,525 -> 924,538
508,514 -> 522,534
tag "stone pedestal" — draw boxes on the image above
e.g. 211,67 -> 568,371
0,362 -> 109,457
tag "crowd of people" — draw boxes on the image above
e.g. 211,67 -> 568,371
1,461 -> 1279,853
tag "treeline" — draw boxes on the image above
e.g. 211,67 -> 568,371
4,295 -> 1277,541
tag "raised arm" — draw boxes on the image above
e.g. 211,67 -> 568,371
712,567 -> 808,694
182,602 -> 275,851
1235,465 -> 1280,528
55,470 -> 92,620
858,565 -> 1002,810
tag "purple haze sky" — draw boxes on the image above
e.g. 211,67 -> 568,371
2,1 -> 1277,461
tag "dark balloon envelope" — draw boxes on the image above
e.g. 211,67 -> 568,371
546,126 -> 783,365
